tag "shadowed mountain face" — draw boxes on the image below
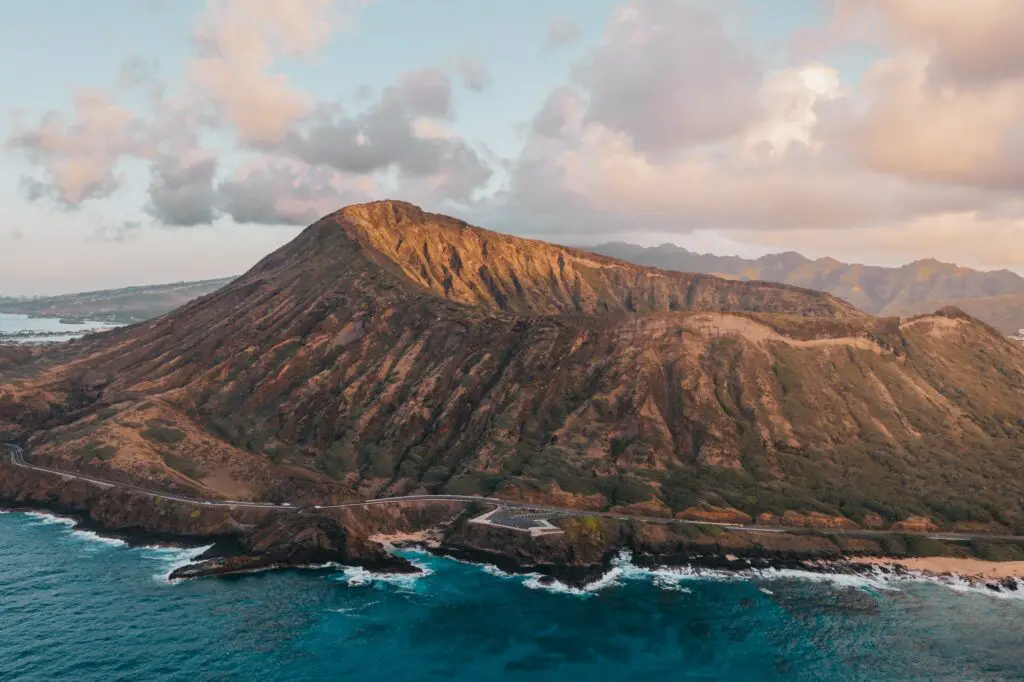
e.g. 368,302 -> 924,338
3,201 -> 1024,531
592,243 -> 1024,334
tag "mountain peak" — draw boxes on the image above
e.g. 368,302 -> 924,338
291,205 -> 863,320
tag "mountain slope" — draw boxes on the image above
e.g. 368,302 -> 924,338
593,243 -> 1024,334
3,201 -> 1024,531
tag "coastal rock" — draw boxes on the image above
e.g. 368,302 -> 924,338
436,511 -> 870,587
170,514 -> 419,580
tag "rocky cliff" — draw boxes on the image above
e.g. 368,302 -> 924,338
3,201 -> 1024,534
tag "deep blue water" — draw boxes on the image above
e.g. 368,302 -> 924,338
1,511 -> 1023,682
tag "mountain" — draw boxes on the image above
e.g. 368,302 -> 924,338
3,201 -> 1024,532
592,243 -> 1024,335
0,277 -> 236,324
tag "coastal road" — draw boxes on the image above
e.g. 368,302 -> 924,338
4,443 -> 1024,544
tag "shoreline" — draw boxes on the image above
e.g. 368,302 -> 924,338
4,504 -> 1023,597
0,500 -> 239,560
849,556 -> 1024,580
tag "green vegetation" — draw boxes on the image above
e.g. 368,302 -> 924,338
81,442 -> 118,462
695,523 -> 724,537
96,407 -> 120,421
969,540 -> 1024,562
141,426 -> 187,446
321,441 -> 358,479
445,473 -> 505,497
164,453 -> 203,479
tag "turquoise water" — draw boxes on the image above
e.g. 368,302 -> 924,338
0,313 -> 115,344
1,511 -> 1022,681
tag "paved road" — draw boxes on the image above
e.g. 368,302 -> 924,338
4,443 -> 1024,544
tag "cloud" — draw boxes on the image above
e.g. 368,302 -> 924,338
218,159 -> 373,225
87,220 -> 143,244
6,88 -> 155,206
453,54 -> 491,92
5,0 -> 493,227
843,51 -> 1024,190
9,0 -> 1024,271
545,16 -> 581,49
118,55 -> 165,96
834,0 -> 1024,86
573,1 -> 762,155
277,69 -> 491,200
147,154 -> 219,226
187,0 -> 370,143
480,0 -> 1022,258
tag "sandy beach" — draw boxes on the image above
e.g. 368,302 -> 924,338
852,556 -> 1024,580
369,530 -> 434,547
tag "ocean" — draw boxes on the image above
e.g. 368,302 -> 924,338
1,510 -> 1022,682
0,313 -> 115,344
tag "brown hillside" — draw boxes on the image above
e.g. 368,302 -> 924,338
3,201 -> 1024,531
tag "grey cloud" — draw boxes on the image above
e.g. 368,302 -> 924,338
87,220 -> 143,243
147,155 -> 218,226
545,16 -> 581,49
389,68 -> 454,119
18,172 -> 119,208
454,55 -> 491,92
575,0 -> 761,154
277,69 -> 491,200
530,86 -> 583,139
118,55 -> 163,91
218,164 -> 366,226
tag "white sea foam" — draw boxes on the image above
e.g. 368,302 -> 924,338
509,550 -> 1024,601
334,556 -> 434,591
69,530 -> 129,548
144,544 -> 216,584
753,567 -> 900,592
521,552 -> 633,596
330,601 -> 380,615
23,511 -> 78,527
751,564 -> 1024,601
481,564 -> 516,579
896,571 -> 1024,602
522,575 -> 590,596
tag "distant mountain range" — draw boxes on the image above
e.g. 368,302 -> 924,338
591,243 -> 1024,335
7,243 -> 1023,336
0,278 -> 236,324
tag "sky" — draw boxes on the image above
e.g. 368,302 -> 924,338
3,0 -> 1024,295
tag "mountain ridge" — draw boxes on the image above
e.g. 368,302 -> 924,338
2,200 -> 1024,533
592,242 -> 1024,333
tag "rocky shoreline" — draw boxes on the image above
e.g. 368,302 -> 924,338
5,496 -> 1024,597
3,461 -> 1024,595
